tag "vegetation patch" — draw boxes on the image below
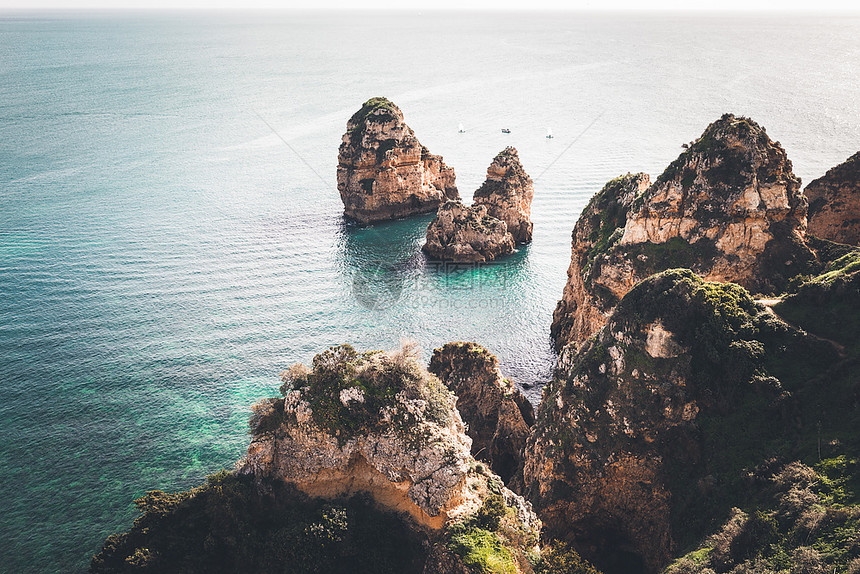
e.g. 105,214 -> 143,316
91,471 -> 427,574
277,344 -> 453,444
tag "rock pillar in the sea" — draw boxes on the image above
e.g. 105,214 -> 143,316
337,97 -> 459,224
473,147 -> 534,243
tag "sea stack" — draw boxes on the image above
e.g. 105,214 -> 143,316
473,147 -> 535,243
422,201 -> 515,262
422,147 -> 534,262
805,151 -> 860,246
551,113 -> 817,356
337,97 -> 459,224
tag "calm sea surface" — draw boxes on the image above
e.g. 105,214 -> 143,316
1,11 -> 858,572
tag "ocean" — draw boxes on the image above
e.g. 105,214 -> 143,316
0,10 -> 858,572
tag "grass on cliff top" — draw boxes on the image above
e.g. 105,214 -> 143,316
347,97 -> 399,143
664,457 -> 860,574
774,245 -> 860,351
271,343 -> 453,444
90,471 -> 428,574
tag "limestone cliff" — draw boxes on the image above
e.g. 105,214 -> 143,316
429,342 -> 535,485
337,97 -> 459,224
550,173 -> 651,353
551,114 -> 818,355
524,270 -> 846,573
92,343 -> 545,574
423,201 -> 515,263
805,151 -> 860,246
473,147 -> 535,243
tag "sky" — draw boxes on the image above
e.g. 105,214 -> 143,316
0,0 -> 858,11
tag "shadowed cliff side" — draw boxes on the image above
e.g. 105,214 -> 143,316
524,269 -> 858,573
429,342 -> 535,485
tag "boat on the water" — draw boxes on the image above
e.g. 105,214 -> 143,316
546,127 -> 553,139
501,128 -> 511,134
458,123 -> 465,133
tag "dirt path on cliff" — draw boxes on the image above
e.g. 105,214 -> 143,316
756,298 -> 848,358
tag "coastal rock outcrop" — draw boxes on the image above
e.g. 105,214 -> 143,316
429,342 -> 535,485
551,114 -> 818,355
423,201 -> 515,263
93,343 -> 547,574
805,151 -> 860,245
473,147 -> 535,243
525,270 -> 844,573
337,97 -> 459,223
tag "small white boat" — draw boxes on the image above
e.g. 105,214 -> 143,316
501,128 -> 511,134
546,127 -> 553,139
458,123 -> 465,133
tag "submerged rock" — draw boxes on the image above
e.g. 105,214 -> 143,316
805,151 -> 860,246
337,97 -> 459,224
473,147 -> 535,243
429,342 -> 535,485
551,114 -> 818,355
422,201 -> 515,263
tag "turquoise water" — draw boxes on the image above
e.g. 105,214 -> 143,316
1,11 -> 858,572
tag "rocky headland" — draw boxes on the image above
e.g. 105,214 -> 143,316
524,266 -> 858,573
805,151 -> 860,246
422,201 -> 516,263
551,114 -> 818,356
92,343 -> 545,574
337,97 -> 459,224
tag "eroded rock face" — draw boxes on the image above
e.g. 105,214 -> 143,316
473,147 -> 534,243
239,344 -> 539,545
550,173 -> 651,353
423,201 -> 515,262
805,151 -> 860,245
551,114 -> 818,355
337,97 -> 459,223
429,342 -> 535,485
526,270 -> 838,573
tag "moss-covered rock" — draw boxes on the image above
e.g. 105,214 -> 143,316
526,270 -> 856,573
805,151 -> 860,246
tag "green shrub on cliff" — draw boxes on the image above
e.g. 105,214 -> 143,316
272,343 -> 453,443
90,471 -> 427,574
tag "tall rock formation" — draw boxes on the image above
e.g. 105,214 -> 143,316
337,97 -> 459,224
524,270 -> 842,573
429,342 -> 535,485
423,201 -> 515,263
805,151 -> 860,246
473,147 -> 535,243
551,114 -> 818,355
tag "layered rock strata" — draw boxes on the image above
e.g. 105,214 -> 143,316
240,345 -> 539,555
429,342 -> 535,485
337,97 -> 459,223
551,114 -> 818,356
423,201 -> 515,263
805,151 -> 860,245
473,147 -> 535,243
